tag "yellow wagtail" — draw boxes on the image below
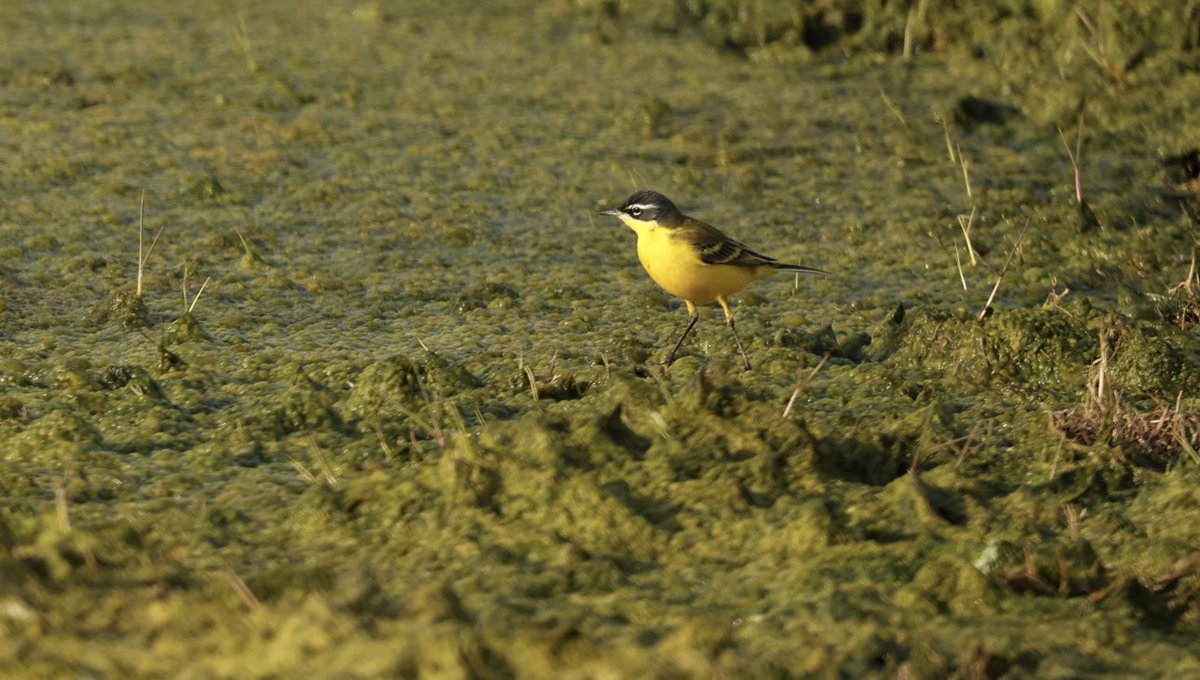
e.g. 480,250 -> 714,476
601,189 -> 828,370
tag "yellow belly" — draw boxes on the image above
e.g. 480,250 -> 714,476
635,226 -> 761,305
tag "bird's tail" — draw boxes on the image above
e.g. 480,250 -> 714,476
772,262 -> 830,276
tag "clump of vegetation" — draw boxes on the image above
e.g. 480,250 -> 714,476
341,351 -> 484,459
347,352 -> 480,418
882,305 -> 1097,392
994,539 -> 1110,598
89,192 -> 162,329
88,286 -> 150,329
515,351 -> 590,402
1163,149 -> 1200,194
454,281 -> 519,313
1149,251 -> 1200,331
577,0 -> 1200,63
1053,328 -> 1200,465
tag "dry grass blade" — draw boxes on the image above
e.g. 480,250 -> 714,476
1092,329 -> 1110,410
1178,431 -> 1200,466
1064,504 -> 1081,541
52,477 -> 71,533
524,364 -> 539,401
953,242 -> 967,290
1057,110 -> 1087,204
782,353 -> 829,418
408,426 -> 427,460
941,115 -> 957,164
902,8 -> 916,60
877,85 -> 906,127
287,454 -> 316,483
1048,431 -> 1066,481
227,571 -> 261,609
307,436 -> 338,487
188,276 -> 212,314
977,218 -> 1031,321
1045,276 -> 1071,307
957,205 -> 978,266
372,418 -> 396,462
1074,6 -> 1122,81
954,421 -> 982,467
137,190 -> 145,297
1176,249 -> 1198,296
135,195 -> 166,299
958,145 -> 972,200
233,7 -> 259,74
382,392 -> 445,449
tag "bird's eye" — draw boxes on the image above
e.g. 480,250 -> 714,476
628,206 -> 642,217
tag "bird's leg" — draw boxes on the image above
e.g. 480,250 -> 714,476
664,301 -> 699,366
718,296 -> 751,371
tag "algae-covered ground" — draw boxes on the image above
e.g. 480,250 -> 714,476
3,0 -> 1200,677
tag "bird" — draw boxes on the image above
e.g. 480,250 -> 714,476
600,189 -> 828,371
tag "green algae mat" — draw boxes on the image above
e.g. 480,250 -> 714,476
3,1 -> 1200,677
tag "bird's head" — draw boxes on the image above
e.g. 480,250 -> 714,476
599,189 -> 682,229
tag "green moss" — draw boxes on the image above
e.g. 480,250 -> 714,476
454,282 -> 520,312
255,368 -> 342,436
2,0 -> 1199,675
1109,319 -> 1200,395
344,352 -> 480,420
162,311 -> 212,344
894,555 -> 995,616
88,287 -> 150,329
884,305 -> 1098,393
586,0 -> 1200,64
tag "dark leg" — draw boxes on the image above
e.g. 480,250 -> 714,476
664,302 -> 699,366
718,296 -> 751,371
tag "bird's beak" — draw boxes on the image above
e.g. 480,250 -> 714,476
598,208 -> 620,217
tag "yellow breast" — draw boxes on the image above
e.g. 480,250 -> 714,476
632,223 -> 760,305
